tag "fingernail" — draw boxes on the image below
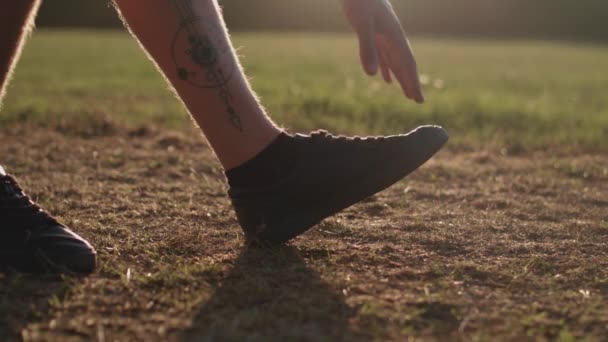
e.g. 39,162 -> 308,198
417,94 -> 425,104
366,62 -> 378,75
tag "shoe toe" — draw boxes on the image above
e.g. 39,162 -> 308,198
33,225 -> 97,275
413,125 -> 449,149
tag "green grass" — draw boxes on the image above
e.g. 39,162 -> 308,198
3,30 -> 608,151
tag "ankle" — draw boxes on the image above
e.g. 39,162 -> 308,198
211,124 -> 282,170
225,132 -> 296,188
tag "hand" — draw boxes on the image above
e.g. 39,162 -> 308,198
341,0 -> 424,103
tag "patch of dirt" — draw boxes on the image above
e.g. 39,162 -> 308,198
0,125 -> 607,341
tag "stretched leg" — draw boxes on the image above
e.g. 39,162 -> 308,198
114,0 -> 448,245
114,0 -> 280,169
0,1 -> 96,274
0,0 -> 38,175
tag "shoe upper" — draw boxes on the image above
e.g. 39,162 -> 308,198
0,174 -> 96,274
229,125 -> 449,245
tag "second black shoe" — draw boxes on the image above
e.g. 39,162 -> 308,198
228,125 -> 448,246
0,174 -> 97,274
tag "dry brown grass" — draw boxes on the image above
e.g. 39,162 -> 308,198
1,123 -> 607,341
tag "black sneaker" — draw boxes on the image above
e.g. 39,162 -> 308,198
0,174 -> 96,274
229,125 -> 448,246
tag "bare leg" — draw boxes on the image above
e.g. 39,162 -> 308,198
0,0 -> 41,110
0,0 -> 41,175
113,0 -> 281,169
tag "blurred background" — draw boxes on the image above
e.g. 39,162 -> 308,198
2,0 -> 605,152
38,0 -> 608,41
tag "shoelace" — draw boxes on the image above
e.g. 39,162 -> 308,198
0,175 -> 59,228
310,130 -> 387,144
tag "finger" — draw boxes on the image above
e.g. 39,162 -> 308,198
393,43 -> 424,102
379,51 -> 392,84
393,63 -> 424,104
413,84 -> 425,103
356,21 -> 379,76
379,41 -> 417,101
402,37 -> 424,103
391,39 -> 424,102
407,62 -> 425,103
375,11 -> 425,102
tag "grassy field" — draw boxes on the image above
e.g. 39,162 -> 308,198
3,30 -> 608,151
0,30 -> 607,341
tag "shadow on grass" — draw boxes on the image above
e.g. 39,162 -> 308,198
0,273 -> 68,340
182,245 -> 365,341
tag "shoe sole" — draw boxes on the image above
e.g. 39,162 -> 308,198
37,249 -> 97,275
0,249 -> 97,275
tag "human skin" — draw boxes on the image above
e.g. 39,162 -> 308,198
114,0 -> 281,169
341,0 -> 424,103
0,0 -> 42,106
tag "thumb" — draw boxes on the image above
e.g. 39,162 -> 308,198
357,22 -> 379,76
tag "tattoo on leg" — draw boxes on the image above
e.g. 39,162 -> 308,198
171,0 -> 243,131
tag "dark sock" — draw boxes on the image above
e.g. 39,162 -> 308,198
225,132 -> 297,188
